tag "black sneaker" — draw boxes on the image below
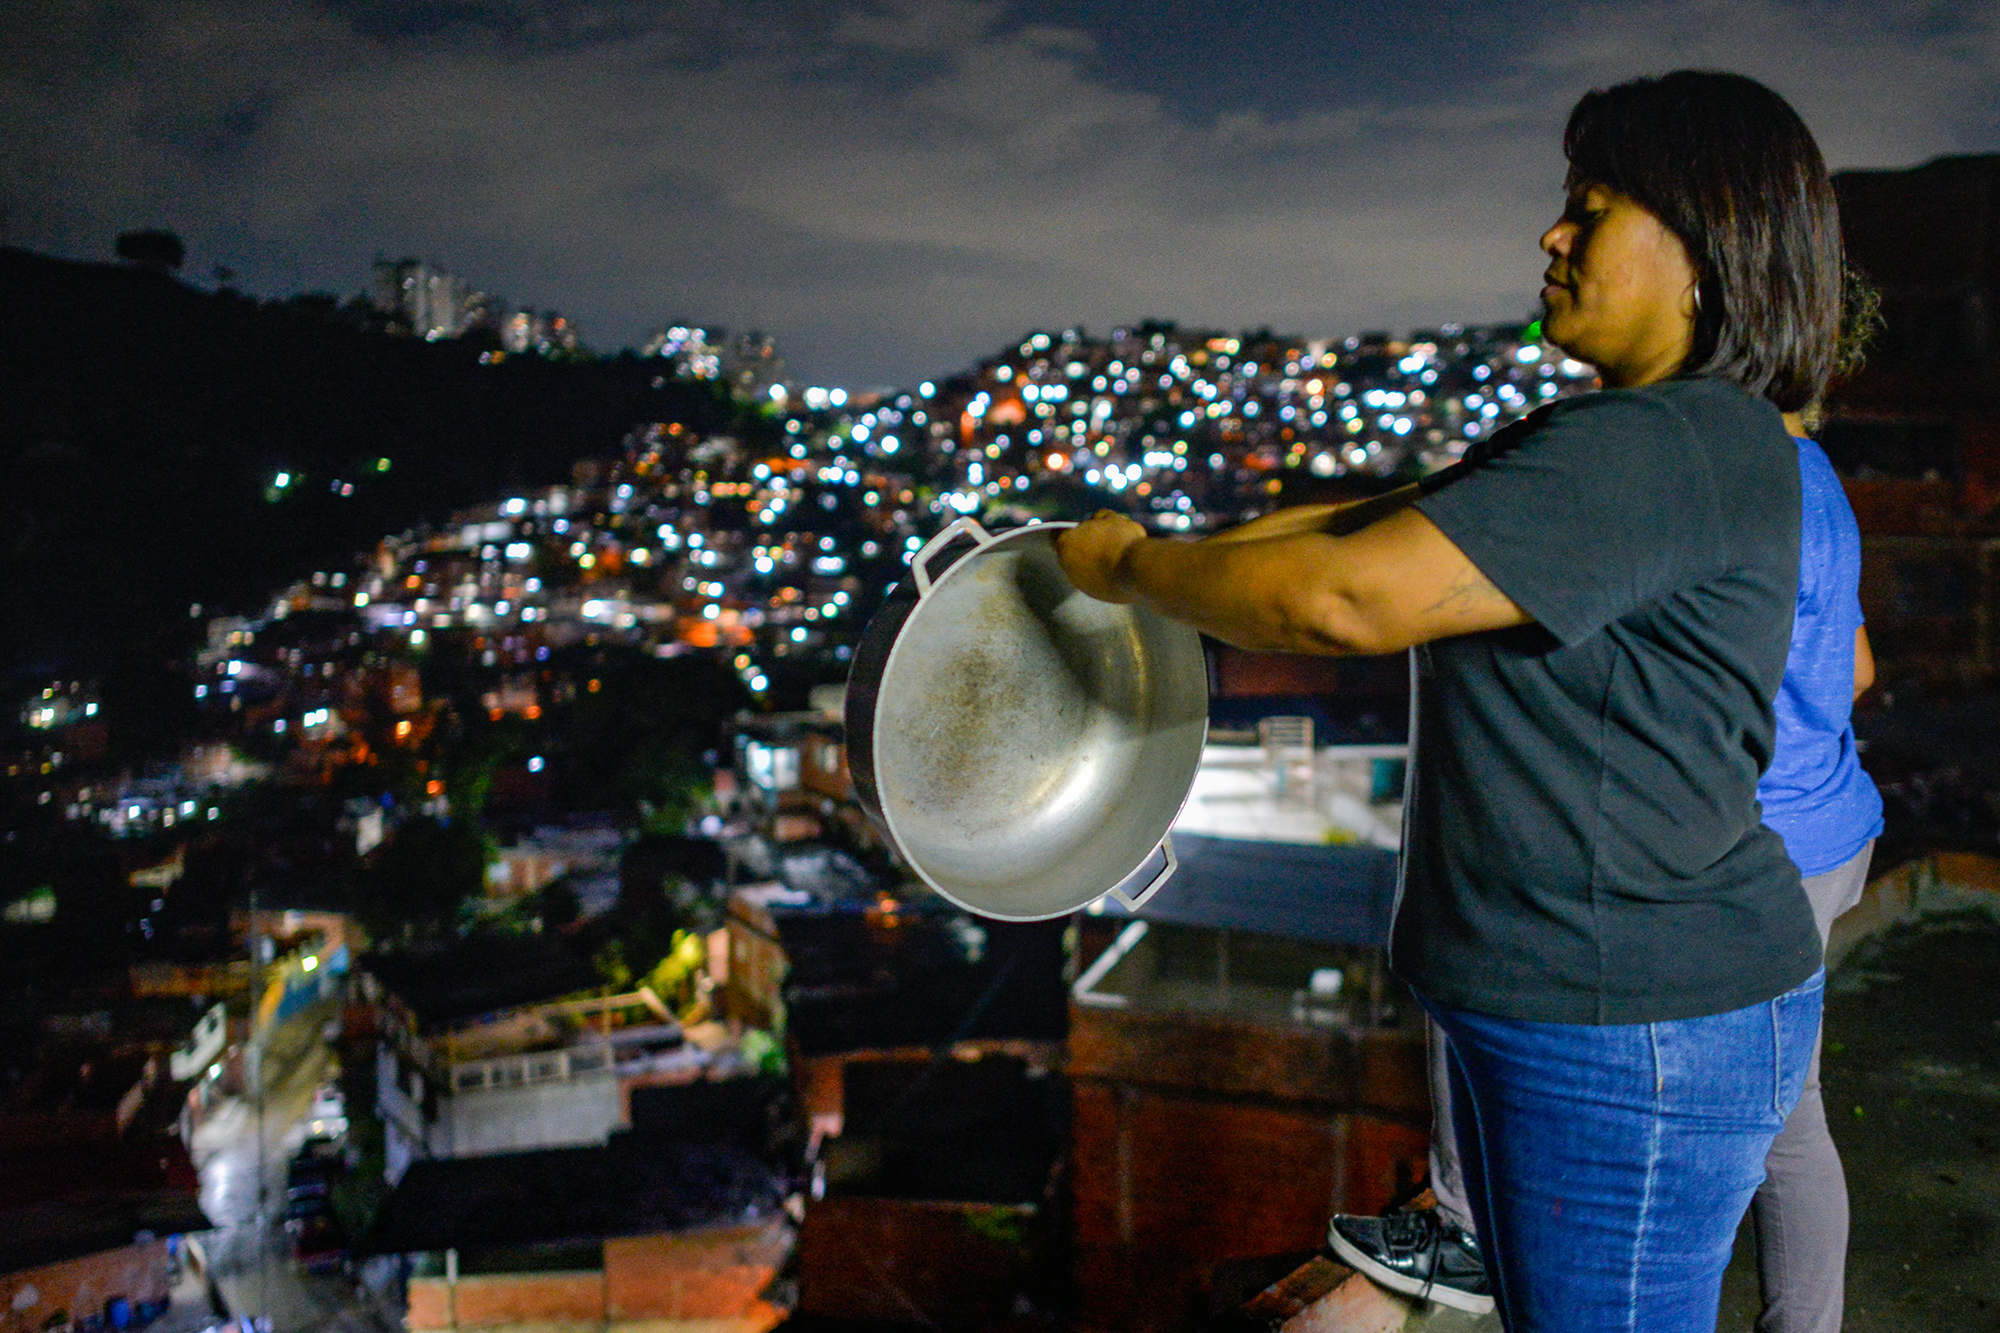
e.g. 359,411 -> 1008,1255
1327,1209 -> 1495,1315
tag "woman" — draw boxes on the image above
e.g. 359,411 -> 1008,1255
1327,413 -> 1882,1332
1057,71 -> 1844,1332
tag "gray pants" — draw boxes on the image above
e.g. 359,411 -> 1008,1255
1428,844 -> 1873,1333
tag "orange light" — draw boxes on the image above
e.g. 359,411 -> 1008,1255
394,720 -> 412,739
587,678 -> 601,693
425,779 -> 444,796
524,705 -> 542,720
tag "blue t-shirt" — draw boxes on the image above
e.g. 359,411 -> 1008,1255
1758,439 -> 1884,876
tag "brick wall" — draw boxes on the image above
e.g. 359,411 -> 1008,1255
1070,1084 -> 1426,1331
796,1197 -> 1039,1328
403,1276 -> 453,1328
406,1271 -> 604,1328
1068,1002 -> 1429,1332
604,1223 -> 790,1320
1069,1003 -> 1427,1112
405,1222 -> 790,1331
3,1241 -> 170,1331
797,732 -> 851,802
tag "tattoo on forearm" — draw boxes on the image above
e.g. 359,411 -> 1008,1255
1423,565 -> 1510,619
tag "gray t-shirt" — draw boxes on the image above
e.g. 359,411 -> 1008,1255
1399,376 -> 1819,1025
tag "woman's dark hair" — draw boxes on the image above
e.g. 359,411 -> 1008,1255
1564,70 -> 1842,411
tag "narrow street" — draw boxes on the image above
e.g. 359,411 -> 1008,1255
184,999 -> 403,1333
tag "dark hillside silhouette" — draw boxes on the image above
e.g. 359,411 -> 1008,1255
0,246 -> 753,682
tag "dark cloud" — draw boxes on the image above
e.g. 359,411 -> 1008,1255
2,0 -> 1994,386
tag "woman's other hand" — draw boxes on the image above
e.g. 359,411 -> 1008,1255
1056,511 -> 1147,603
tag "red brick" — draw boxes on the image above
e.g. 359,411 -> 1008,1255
603,1224 -> 788,1319
1070,1075 -> 1429,1332
2,1241 -> 169,1331
405,1280 -> 453,1329
796,1196 -> 1036,1328
444,1271 -> 604,1326
1934,851 -> 2000,896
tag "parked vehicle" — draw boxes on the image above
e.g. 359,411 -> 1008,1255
285,1146 -> 342,1205
289,1212 -> 347,1273
282,1190 -> 323,1220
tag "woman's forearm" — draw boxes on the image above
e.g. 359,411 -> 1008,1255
1123,532 -> 1362,653
1058,502 -> 1530,655
1079,504 -> 1530,655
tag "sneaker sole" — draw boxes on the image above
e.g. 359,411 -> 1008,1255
1327,1229 -> 1497,1315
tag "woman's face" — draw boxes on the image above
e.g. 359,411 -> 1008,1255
1539,182 -> 1698,389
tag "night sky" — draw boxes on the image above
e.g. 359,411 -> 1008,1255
5,0 -> 1996,387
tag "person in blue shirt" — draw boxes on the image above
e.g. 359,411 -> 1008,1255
1745,417 -> 1883,1333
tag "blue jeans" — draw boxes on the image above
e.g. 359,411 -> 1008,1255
1424,971 -> 1824,1333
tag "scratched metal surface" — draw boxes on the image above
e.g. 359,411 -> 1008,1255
869,526 -> 1207,920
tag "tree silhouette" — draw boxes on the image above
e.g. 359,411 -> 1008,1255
356,814 -> 490,942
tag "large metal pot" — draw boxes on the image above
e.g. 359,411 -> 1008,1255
845,517 -> 1208,921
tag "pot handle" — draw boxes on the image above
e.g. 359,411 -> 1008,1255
910,516 -> 996,599
1102,835 -> 1177,914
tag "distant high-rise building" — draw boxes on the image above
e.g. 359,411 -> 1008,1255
373,257 -> 471,341
460,288 -> 507,340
